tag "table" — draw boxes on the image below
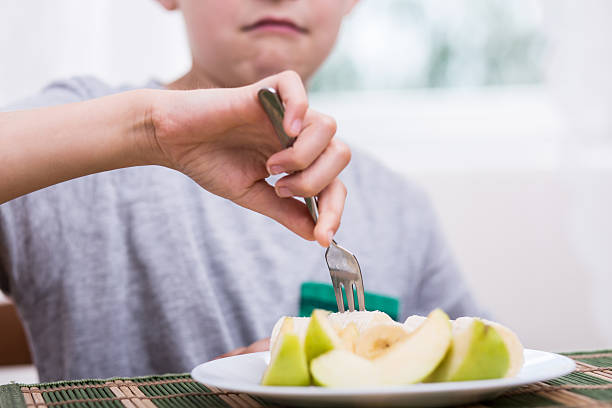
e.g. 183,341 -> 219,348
1,350 -> 611,407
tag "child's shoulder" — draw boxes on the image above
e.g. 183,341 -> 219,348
45,76 -> 116,100
3,76 -> 159,111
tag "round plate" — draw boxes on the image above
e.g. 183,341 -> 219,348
191,349 -> 575,407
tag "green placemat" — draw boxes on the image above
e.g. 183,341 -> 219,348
299,281 -> 400,320
2,350 -> 612,407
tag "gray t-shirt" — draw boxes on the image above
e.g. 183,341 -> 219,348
0,77 -> 484,382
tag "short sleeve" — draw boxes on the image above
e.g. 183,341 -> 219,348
1,76 -> 111,112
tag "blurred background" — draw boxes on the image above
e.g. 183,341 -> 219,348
1,0 -> 611,382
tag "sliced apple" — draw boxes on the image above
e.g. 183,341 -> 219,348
261,319 -> 310,386
304,309 -> 343,362
270,310 -> 395,353
328,310 -> 393,333
310,350 -> 378,387
375,308 -> 452,384
269,316 -> 309,352
337,322 -> 359,353
427,317 -> 509,382
354,324 -> 410,359
482,319 -> 524,377
310,309 -> 452,386
403,315 -> 427,333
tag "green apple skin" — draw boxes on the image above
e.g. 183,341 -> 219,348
483,319 -> 524,377
310,309 -> 452,387
304,309 -> 341,363
261,333 -> 310,386
427,319 -> 509,382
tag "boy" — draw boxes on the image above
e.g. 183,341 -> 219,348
0,0 -> 483,381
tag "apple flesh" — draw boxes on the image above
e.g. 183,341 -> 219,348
337,322 -> 359,353
328,310 -> 393,332
354,324 -> 410,359
310,350 -> 378,387
427,318 -> 509,382
403,315 -> 427,332
311,309 -> 452,386
269,310 -> 394,353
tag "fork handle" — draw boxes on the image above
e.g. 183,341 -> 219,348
258,88 -> 319,223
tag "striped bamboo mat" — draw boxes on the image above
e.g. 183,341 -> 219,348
1,350 -> 611,407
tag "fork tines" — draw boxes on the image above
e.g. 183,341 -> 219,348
326,241 -> 365,312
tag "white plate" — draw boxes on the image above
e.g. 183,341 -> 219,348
191,349 -> 575,407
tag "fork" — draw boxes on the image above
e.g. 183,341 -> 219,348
258,87 -> 366,312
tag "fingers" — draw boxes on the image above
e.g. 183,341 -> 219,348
244,338 -> 270,353
314,179 -> 347,246
266,111 -> 338,175
277,71 -> 308,137
213,338 -> 271,360
273,138 -> 350,198
233,180 -> 316,241
235,178 -> 347,248
213,346 -> 247,360
257,70 -> 308,137
237,72 -> 349,247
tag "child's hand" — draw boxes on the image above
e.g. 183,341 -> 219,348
213,338 -> 270,360
147,71 -> 350,246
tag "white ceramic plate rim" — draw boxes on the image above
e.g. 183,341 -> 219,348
191,349 -> 575,397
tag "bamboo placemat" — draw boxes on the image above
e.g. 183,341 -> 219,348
2,350 -> 612,407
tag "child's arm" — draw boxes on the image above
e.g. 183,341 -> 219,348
0,91 -> 150,202
0,71 -> 348,246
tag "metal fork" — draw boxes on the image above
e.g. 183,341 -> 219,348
258,87 -> 365,312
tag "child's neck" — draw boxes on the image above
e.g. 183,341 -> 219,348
166,67 -> 219,90
166,65 -> 312,91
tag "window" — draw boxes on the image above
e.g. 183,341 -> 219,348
310,0 -> 546,92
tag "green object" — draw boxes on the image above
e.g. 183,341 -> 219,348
2,350 -> 612,407
261,333 -> 310,386
428,319 -> 510,382
304,309 -> 340,363
299,281 -> 400,320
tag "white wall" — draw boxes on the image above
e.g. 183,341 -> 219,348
311,87 -> 610,352
0,0 -> 190,106
2,0 -> 611,354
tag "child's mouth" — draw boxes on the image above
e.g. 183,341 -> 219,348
242,18 -> 308,35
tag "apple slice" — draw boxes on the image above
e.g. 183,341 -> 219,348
337,322 -> 359,353
304,309 -> 343,362
374,308 -> 451,385
310,350 -> 378,387
328,310 -> 393,332
354,324 -> 410,359
427,317 -> 509,382
310,309 -> 452,386
270,310 -> 395,353
482,319 -> 524,377
403,315 -> 427,333
269,316 -> 309,352
261,319 -> 310,386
